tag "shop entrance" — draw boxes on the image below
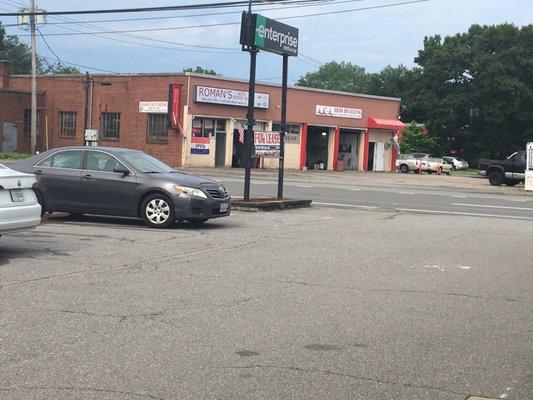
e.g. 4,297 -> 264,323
367,142 -> 385,171
232,121 -> 265,168
215,131 -> 226,167
338,130 -> 361,170
306,126 -> 330,170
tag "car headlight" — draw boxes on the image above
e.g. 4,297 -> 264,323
173,185 -> 207,199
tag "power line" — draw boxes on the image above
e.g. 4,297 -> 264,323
36,27 -> 61,64
0,0 -> 363,27
8,0 -> 429,37
0,0 -> 311,16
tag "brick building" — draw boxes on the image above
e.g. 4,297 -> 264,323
2,61 -> 404,171
0,61 -> 45,153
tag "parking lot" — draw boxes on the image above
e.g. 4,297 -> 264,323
1,205 -> 532,399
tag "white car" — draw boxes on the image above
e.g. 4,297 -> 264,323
443,156 -> 469,170
0,164 -> 41,235
396,154 -> 423,173
425,157 -> 453,175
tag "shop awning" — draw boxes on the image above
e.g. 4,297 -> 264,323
367,117 -> 404,131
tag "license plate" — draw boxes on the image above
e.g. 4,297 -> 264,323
220,203 -> 229,213
10,189 -> 24,202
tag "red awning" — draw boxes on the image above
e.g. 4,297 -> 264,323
367,117 -> 404,131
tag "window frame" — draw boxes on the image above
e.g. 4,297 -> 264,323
272,122 -> 301,144
101,112 -> 121,140
84,150 -> 131,174
146,113 -> 169,144
192,117 -> 227,139
58,111 -> 77,138
36,150 -> 84,170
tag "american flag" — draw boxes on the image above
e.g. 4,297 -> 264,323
236,122 -> 245,143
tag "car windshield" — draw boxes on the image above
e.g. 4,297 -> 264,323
121,152 -> 175,173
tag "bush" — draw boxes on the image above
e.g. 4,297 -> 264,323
0,152 -> 31,160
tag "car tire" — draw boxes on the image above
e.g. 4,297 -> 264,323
400,164 -> 409,173
488,170 -> 504,186
141,193 -> 175,228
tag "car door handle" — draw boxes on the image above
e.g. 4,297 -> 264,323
35,170 -> 43,175
83,174 -> 93,180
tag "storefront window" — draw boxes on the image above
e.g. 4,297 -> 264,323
192,117 -> 227,138
272,122 -> 300,144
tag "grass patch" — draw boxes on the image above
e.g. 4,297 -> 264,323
0,152 -> 31,160
454,168 -> 478,175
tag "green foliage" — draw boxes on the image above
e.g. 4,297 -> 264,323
0,152 -> 31,160
0,22 -> 79,75
44,62 -> 81,74
399,122 -> 437,154
297,61 -> 370,93
183,66 -> 218,75
412,23 -> 533,160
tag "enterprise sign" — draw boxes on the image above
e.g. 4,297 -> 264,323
195,85 -> 269,109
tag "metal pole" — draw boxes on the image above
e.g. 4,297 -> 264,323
243,48 -> 257,201
243,0 -> 255,201
277,54 -> 288,199
29,0 -> 37,154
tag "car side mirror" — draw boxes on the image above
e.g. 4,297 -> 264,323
114,166 -> 130,176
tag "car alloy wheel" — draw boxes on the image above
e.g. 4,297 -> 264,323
400,164 -> 409,173
142,194 -> 175,228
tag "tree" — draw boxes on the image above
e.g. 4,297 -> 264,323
399,122 -> 437,154
183,66 -> 218,75
296,61 -> 371,93
44,62 -> 80,74
412,23 -> 533,161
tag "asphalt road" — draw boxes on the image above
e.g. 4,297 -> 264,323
1,205 -> 532,399
187,168 -> 533,220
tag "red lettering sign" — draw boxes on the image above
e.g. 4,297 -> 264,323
168,84 -> 181,130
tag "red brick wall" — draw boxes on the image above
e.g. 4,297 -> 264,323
10,75 -> 187,167
0,90 -> 45,153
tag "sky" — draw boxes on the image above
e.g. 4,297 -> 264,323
0,0 -> 532,84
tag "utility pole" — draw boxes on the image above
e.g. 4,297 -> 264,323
243,0 -> 256,201
29,0 -> 37,154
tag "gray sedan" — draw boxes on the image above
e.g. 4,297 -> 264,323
10,147 -> 231,228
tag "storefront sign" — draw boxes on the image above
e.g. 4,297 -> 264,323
195,85 -> 269,109
254,131 -> 280,158
254,14 -> 298,56
139,101 -> 168,113
316,105 -> 363,119
168,84 -> 181,130
191,143 -> 210,155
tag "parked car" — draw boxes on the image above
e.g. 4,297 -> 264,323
0,164 -> 41,235
443,156 -> 469,170
10,147 -> 231,228
478,151 -> 526,186
425,157 -> 453,175
396,154 -> 422,173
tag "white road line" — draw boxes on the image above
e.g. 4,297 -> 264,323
396,191 -> 415,195
396,208 -> 533,221
295,185 -> 315,188
450,195 -> 467,198
451,203 -> 533,211
348,188 -> 361,191
314,202 -> 379,210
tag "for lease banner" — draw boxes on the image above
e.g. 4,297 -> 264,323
316,105 -> 363,119
195,86 -> 269,109
254,131 -> 280,158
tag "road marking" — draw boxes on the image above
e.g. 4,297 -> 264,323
348,188 -> 361,191
396,208 -> 533,221
314,202 -> 379,210
451,203 -> 533,211
396,191 -> 415,195
450,195 -> 467,198
294,184 -> 315,188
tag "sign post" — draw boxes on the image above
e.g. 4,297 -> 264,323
240,11 -> 298,201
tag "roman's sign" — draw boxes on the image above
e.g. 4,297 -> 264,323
139,101 -> 168,113
254,14 -> 298,56
195,85 -> 269,109
254,131 -> 280,158
316,105 -> 363,119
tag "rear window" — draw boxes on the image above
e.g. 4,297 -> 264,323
37,151 -> 83,169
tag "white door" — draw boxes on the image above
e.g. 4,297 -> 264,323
373,142 -> 385,171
